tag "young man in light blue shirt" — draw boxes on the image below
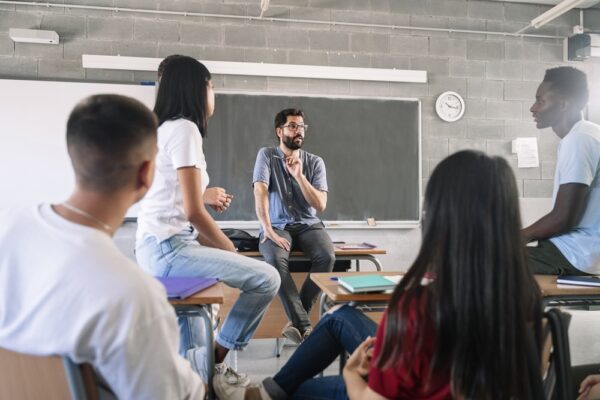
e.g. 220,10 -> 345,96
253,108 -> 335,344
524,66 -> 600,275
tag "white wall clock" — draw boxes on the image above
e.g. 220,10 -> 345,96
435,91 -> 465,122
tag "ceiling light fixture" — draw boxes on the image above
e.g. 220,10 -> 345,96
515,0 -> 588,34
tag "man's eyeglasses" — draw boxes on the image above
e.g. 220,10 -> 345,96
281,123 -> 308,132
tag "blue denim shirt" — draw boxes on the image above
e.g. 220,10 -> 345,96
253,147 -> 328,231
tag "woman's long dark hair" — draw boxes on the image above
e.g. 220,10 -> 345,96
377,150 -> 542,399
154,55 -> 212,136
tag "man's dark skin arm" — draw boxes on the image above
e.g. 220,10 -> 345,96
522,183 -> 589,242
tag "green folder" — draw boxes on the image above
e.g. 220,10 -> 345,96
338,275 -> 396,293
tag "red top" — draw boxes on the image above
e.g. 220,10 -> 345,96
368,293 -> 452,400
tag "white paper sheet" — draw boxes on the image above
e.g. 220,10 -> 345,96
511,137 -> 539,168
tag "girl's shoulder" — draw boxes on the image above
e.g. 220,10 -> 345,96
159,118 -> 201,140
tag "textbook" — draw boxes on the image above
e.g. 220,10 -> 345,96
156,277 -> 219,299
556,275 -> 600,288
337,242 -> 377,250
338,274 -> 397,293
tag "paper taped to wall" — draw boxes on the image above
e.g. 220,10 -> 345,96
511,137 -> 539,168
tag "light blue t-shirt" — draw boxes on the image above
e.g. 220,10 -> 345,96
549,120 -> 600,274
252,147 -> 327,231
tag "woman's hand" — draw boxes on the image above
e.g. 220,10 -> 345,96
344,336 -> 375,378
203,187 -> 233,212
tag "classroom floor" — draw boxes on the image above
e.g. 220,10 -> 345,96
236,339 -> 339,384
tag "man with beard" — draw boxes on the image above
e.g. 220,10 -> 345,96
523,66 -> 600,276
253,108 -> 335,344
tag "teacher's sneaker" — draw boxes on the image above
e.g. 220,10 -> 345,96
281,322 -> 302,345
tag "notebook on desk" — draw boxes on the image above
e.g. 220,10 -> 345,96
156,277 -> 219,299
556,275 -> 600,288
336,242 -> 377,250
338,274 -> 397,293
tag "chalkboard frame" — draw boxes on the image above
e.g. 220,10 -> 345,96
205,90 -> 423,229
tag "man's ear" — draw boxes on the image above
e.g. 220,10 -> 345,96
137,159 -> 154,190
275,127 -> 282,140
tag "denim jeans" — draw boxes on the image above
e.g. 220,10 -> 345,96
136,230 -> 280,351
259,222 -> 335,331
263,305 -> 377,400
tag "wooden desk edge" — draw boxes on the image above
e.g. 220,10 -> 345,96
311,271 -> 403,302
239,248 -> 387,257
168,282 -> 225,305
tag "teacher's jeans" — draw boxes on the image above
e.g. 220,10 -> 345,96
136,230 -> 280,352
259,222 -> 335,332
262,305 -> 377,400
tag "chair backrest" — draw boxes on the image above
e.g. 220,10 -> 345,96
0,347 -> 98,400
541,309 -> 574,400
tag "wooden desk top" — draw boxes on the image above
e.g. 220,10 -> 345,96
535,275 -> 600,297
240,248 -> 387,257
168,282 -> 225,306
311,271 -> 403,302
311,273 -> 600,303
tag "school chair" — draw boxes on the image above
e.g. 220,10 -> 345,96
541,308 -> 574,399
0,347 -> 98,400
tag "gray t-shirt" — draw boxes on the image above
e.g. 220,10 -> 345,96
253,147 -> 327,230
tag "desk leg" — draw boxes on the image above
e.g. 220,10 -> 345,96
319,292 -> 328,320
347,255 -> 382,271
176,306 -> 215,400
367,256 -> 382,271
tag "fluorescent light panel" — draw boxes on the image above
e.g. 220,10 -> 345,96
82,55 -> 427,84
531,0 -> 588,28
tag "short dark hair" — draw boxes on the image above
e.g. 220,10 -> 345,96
543,66 -> 589,111
66,94 -> 157,192
157,54 -> 184,81
154,56 -> 212,136
274,108 -> 305,130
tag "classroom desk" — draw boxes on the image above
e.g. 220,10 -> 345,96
537,275 -> 600,308
168,283 -> 224,399
312,273 -> 600,316
240,247 -> 386,271
310,271 -> 403,318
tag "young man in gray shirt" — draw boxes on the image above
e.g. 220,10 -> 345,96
253,108 -> 335,344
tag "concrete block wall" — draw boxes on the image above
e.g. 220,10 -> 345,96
2,0 -> 599,197
0,0 -> 597,268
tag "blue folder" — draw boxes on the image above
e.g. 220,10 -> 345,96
156,277 -> 219,299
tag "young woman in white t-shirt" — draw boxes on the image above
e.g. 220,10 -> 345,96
135,56 -> 280,394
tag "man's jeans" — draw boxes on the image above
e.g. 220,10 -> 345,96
263,305 -> 377,400
259,222 -> 335,331
136,230 -> 280,352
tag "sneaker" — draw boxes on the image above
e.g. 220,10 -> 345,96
212,382 -> 272,400
214,362 -> 250,387
281,322 -> 303,345
302,326 -> 313,342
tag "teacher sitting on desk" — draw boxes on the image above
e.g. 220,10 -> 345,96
253,108 -> 335,345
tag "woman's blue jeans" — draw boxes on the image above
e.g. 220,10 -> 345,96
136,230 -> 280,352
264,305 -> 377,400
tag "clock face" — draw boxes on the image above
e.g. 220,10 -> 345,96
435,91 -> 465,122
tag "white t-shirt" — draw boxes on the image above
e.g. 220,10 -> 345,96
0,205 -> 205,400
137,118 -> 210,243
549,120 -> 600,274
